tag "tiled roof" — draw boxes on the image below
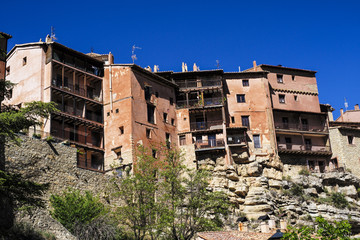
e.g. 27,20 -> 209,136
197,231 -> 274,240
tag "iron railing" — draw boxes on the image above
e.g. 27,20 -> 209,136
195,139 -> 225,149
277,144 -> 331,152
274,122 -> 328,132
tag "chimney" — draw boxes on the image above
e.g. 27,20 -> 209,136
108,52 -> 114,64
145,66 -> 152,72
253,60 -> 257,70
340,108 -> 344,116
154,65 -> 159,72
355,104 -> 359,110
182,62 -> 188,72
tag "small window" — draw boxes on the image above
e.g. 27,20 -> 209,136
107,112 -> 110,116
242,79 -> 249,87
184,117 -> 187,121
146,128 -> 152,139
231,116 -> 235,123
171,118 -> 175,125
116,108 -> 119,113
119,126 -> 124,135
279,94 -> 285,104
294,95 -> 298,101
155,92 -> 159,97
113,147 -> 122,159
348,135 -> 354,145
253,135 -> 261,148
236,94 -> 246,103
170,97 -> 174,105
163,112 -> 168,123
292,75 -> 295,81
166,133 -> 171,148
144,86 -> 152,101
152,149 -> 157,158
241,116 -> 250,128
6,66 -> 10,76
22,57 -> 27,66
277,74 -> 283,83
179,135 -> 186,146
147,104 -> 155,124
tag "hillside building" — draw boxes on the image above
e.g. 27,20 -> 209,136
329,104 -> 360,176
5,39 -> 334,175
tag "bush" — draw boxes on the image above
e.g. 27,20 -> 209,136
331,192 -> 349,209
290,183 -> 304,196
299,169 -> 310,176
50,188 -> 107,234
72,216 -> 120,240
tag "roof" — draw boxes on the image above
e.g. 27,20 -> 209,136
7,41 -> 104,65
197,231 -> 274,240
258,64 -> 317,74
0,32 -> 12,39
105,63 -> 178,88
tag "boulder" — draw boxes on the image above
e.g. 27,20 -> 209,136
339,185 -> 358,198
247,162 -> 262,177
227,172 -> 239,181
269,179 -> 282,189
235,185 -> 249,197
263,168 -> 283,180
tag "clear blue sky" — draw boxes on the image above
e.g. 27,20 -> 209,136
2,0 -> 359,118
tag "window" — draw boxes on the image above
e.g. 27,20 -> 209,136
23,57 -> 27,66
163,112 -> 168,123
107,112 -> 110,116
294,95 -> 298,101
301,119 -> 309,131
279,94 -> 285,104
231,116 -> 235,123
348,135 -> 354,145
170,97 -> 174,105
285,137 -> 292,149
119,126 -> 124,135
179,135 -> 186,146
155,92 -> 159,97
305,139 -> 312,150
277,74 -> 283,83
116,108 -> 119,113
241,116 -> 249,128
236,94 -> 245,103
171,118 -> 175,125
292,75 -> 295,81
166,133 -> 171,148
144,86 -> 152,101
282,117 -> 289,128
6,66 -> 10,76
113,147 -> 122,159
146,128 -> 151,139
152,149 -> 157,158
253,135 -> 261,148
147,104 -> 155,124
242,79 -> 249,87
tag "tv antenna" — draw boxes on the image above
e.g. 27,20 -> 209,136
344,97 -> 348,111
50,26 -> 57,41
131,45 -> 141,63
216,60 -> 220,69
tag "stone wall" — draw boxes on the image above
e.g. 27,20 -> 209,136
329,127 -> 360,177
5,135 -> 116,240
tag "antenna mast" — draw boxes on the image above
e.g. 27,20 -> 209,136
50,26 -> 57,41
131,45 -> 141,63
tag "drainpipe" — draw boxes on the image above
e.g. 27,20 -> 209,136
109,52 -> 113,112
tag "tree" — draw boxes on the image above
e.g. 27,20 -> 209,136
112,144 -> 230,240
0,79 -> 58,231
282,216 -> 352,240
50,188 -> 118,240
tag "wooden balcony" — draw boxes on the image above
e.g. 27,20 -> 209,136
177,97 -> 223,109
275,122 -> 328,133
190,120 -> 223,132
227,135 -> 247,146
177,79 -> 222,90
277,143 -> 331,155
52,80 -> 103,102
195,139 -> 225,151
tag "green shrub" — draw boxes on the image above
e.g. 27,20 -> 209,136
45,136 -> 54,142
50,188 -> 107,233
290,183 -> 304,196
298,169 -> 310,176
331,192 -> 349,209
32,133 -> 41,139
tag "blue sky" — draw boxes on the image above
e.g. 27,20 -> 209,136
2,0 -> 359,118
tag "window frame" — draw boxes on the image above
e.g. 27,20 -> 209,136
279,94 -> 286,104
277,74 -> 283,83
236,94 -> 246,103
242,79 -> 249,87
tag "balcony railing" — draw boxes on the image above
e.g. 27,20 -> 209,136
177,97 -> 223,109
275,122 -> 328,132
190,120 -> 223,131
177,79 -> 222,90
195,139 -> 225,150
51,128 -> 103,148
227,135 -> 247,145
278,143 -> 331,153
52,80 -> 102,102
